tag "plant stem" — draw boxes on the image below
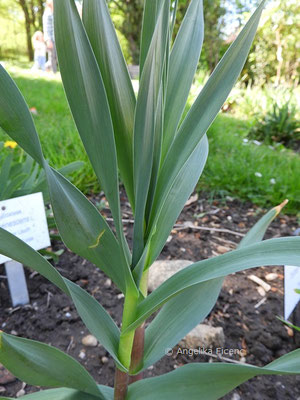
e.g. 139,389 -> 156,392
114,368 -> 128,400
129,269 -> 148,382
129,324 -> 145,383
114,289 -> 139,399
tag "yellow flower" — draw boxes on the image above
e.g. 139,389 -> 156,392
4,141 -> 18,149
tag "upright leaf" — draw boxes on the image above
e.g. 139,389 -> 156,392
0,60 -> 136,295
53,0 -> 126,253
149,0 -> 266,241
139,0 -> 165,74
162,0 -> 204,159
132,0 -> 170,268
83,0 -> 136,208
0,66 -> 43,164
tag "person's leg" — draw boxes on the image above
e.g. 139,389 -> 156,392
51,43 -> 58,73
40,56 -> 46,71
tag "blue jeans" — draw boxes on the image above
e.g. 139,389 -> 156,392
34,55 -> 46,71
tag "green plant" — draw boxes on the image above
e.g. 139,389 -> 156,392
0,141 -> 83,201
1,1 -> 300,400
248,100 -> 300,150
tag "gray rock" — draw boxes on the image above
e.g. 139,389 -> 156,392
148,259 -> 191,291
180,324 -> 225,349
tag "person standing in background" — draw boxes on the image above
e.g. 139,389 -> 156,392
32,31 -> 46,71
43,0 -> 57,73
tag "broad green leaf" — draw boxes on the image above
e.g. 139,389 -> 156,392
162,0 -> 204,159
0,228 -> 125,371
0,66 -> 44,165
0,62 -> 134,293
44,164 -> 136,295
126,237 -> 300,332
127,349 -> 300,399
133,134 -> 208,282
0,332 -> 102,398
139,199 -> 286,372
138,278 -> 222,373
0,388 -> 102,400
132,0 -> 170,268
83,0 -> 136,208
139,0 -> 165,74
149,0 -> 266,240
0,386 -> 113,400
0,227 -> 68,294
53,0 -> 125,252
64,280 -> 126,371
147,134 -> 208,266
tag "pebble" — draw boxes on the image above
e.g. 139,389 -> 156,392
79,350 -> 86,360
0,387 -> 5,394
257,287 -> 266,297
231,394 -> 241,400
65,312 -> 71,318
16,389 -> 25,397
101,356 -> 108,364
104,279 -> 112,288
82,335 -> 98,347
217,245 -> 230,254
265,273 -> 278,281
10,330 -> 18,336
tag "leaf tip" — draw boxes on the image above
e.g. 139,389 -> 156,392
274,199 -> 289,217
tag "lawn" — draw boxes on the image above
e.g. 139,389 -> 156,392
1,63 -> 300,214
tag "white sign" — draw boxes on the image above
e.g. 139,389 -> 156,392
0,192 -> 50,264
284,265 -> 300,319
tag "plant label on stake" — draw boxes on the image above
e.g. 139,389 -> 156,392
0,193 -> 50,306
284,265 -> 300,320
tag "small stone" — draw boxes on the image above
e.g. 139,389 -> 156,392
231,394 -> 241,400
0,366 -> 16,384
79,350 -> 86,359
148,260 -> 191,291
180,324 -> 225,348
65,312 -> 71,318
104,279 -> 112,288
10,330 -> 18,336
240,357 -> 247,363
82,335 -> 98,347
117,293 -> 124,299
101,356 -> 108,364
0,386 -> 6,394
265,273 -> 278,281
257,287 -> 266,297
217,245 -> 230,254
16,389 -> 25,397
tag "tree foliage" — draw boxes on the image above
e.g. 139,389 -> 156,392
243,0 -> 300,86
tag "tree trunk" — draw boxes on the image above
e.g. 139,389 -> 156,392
17,0 -> 34,61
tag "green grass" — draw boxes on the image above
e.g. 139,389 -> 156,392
202,114 -> 300,213
0,63 -> 99,192
1,64 -> 299,213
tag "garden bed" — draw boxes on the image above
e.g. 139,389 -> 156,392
1,193 -> 300,399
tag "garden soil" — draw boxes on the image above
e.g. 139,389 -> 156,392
1,192 -> 300,399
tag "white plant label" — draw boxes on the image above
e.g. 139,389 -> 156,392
0,192 -> 50,264
284,265 -> 300,320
